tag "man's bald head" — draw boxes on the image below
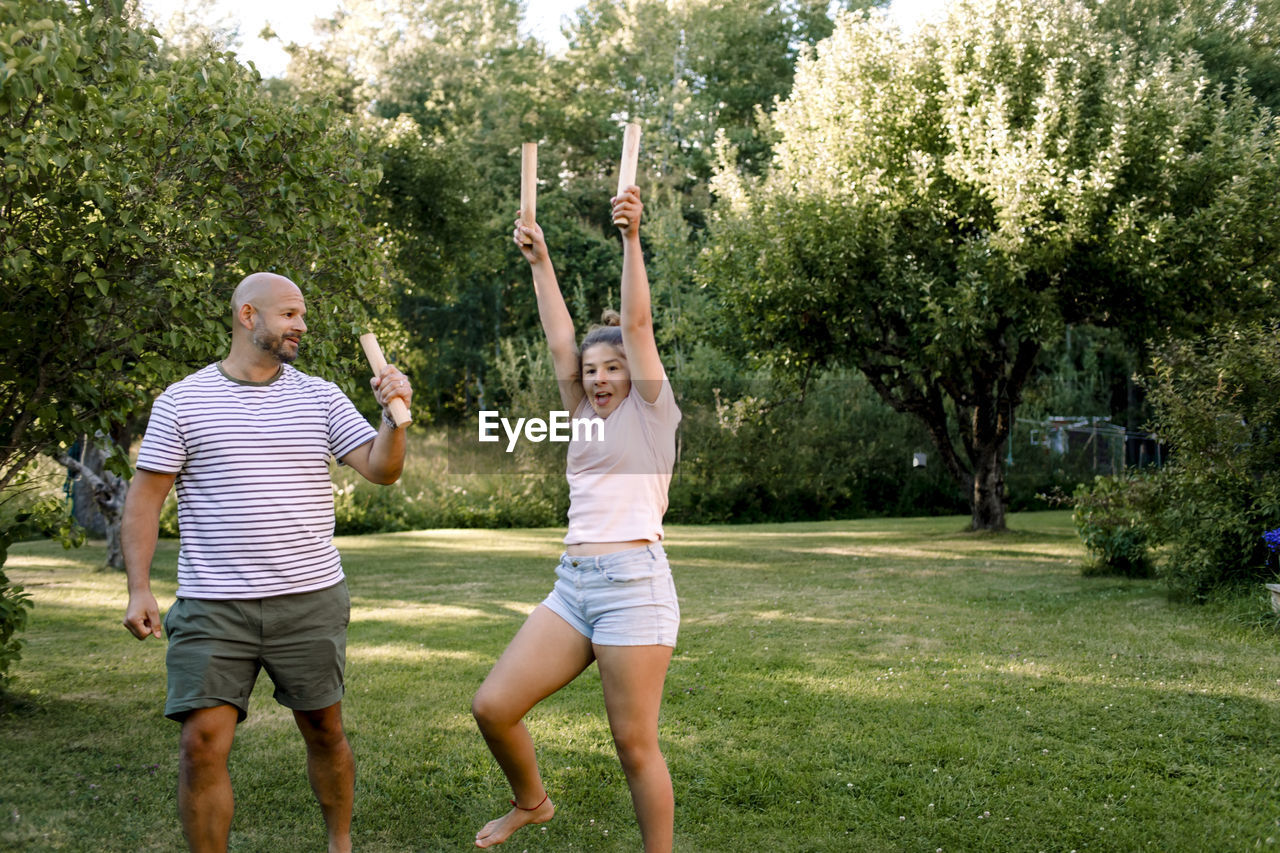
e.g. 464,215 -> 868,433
227,273 -> 308,367
232,272 -> 302,316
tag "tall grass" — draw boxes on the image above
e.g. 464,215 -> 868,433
3,512 -> 1279,851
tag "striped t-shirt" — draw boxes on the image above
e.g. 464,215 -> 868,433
136,362 -> 378,600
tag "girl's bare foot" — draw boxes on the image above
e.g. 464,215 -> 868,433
474,794 -> 555,849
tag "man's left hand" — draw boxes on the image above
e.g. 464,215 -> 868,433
372,365 -> 412,415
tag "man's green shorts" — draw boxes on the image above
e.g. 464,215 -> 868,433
163,580 -> 351,722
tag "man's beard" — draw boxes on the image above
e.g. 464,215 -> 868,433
251,325 -> 298,363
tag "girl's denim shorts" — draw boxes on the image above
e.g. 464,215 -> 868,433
542,543 -> 679,647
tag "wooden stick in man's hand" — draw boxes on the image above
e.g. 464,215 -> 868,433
359,333 -> 411,428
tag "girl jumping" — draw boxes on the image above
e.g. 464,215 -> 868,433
471,185 -> 681,852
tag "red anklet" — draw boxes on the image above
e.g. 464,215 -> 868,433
510,792 -> 549,811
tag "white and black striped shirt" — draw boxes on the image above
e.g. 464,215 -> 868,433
136,363 -> 378,600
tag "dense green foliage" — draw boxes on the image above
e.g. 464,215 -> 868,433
1096,0 -> 1280,112
273,0 -> 864,419
0,0 -> 392,498
0,462 -> 69,685
0,565 -> 31,687
318,383 -> 969,537
1141,322 -> 1280,600
1070,321 -> 1280,597
699,0 -> 1280,530
1072,474 -> 1154,577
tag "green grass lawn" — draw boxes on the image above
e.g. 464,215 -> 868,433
2,511 -> 1279,852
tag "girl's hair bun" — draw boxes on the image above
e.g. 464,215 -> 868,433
580,307 -> 625,354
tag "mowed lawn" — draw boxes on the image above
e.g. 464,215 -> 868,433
2,511 -> 1279,852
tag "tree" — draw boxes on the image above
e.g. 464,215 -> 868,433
1094,0 -> 1280,112
701,0 -> 1280,530
278,0 -> 561,416
270,0 -> 864,419
0,0 -> 392,566
553,0 -> 848,190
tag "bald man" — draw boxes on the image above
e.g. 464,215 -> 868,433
121,272 -> 411,853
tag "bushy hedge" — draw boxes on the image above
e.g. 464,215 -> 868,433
0,462 -> 77,688
0,566 -> 32,689
667,376 -> 967,523
1064,324 -> 1279,599
322,368 -> 1130,535
312,365 -> 976,536
1071,323 -> 1280,599
332,474 -> 565,534
1138,323 -> 1280,601
1072,474 -> 1155,577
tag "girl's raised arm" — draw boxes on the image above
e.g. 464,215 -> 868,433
612,187 -> 664,403
515,214 -> 583,413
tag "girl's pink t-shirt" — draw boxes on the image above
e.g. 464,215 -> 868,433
564,379 -> 681,545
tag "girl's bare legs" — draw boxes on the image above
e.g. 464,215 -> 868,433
471,605 -> 595,848
595,644 -> 675,853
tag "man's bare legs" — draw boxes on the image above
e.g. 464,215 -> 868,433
471,606 -> 595,848
294,703 -> 354,853
596,644 -> 674,853
178,705 -> 239,852
176,702 -> 352,853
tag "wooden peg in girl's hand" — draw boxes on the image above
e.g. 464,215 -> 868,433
520,142 -> 537,246
613,123 -> 641,228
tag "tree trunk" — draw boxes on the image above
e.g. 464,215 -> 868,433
969,444 -> 1007,531
54,439 -> 129,571
860,338 -> 1035,533
964,389 -> 1011,531
67,439 -> 108,537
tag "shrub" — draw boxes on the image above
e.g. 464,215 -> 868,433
1142,322 -> 1280,601
0,566 -> 32,689
667,372 -> 968,524
331,474 -> 564,534
1072,474 -> 1154,577
0,463 -> 76,688
158,494 -> 180,539
333,480 -> 419,535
